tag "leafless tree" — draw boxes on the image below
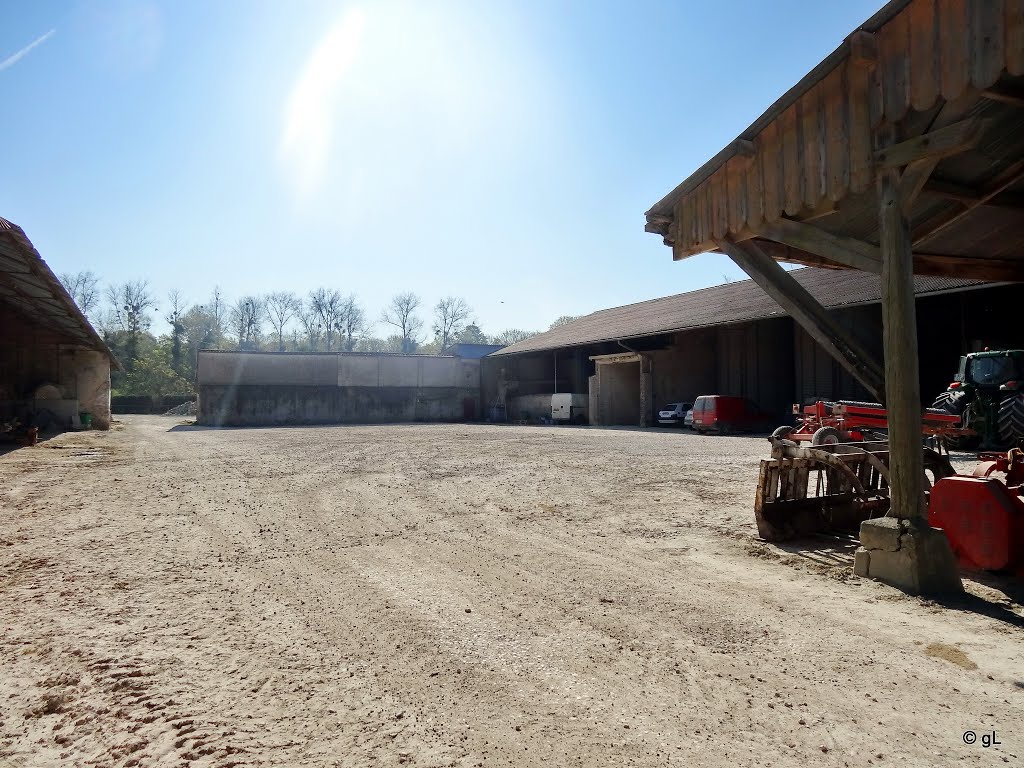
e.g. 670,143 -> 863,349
548,315 -> 580,330
494,328 -> 536,345
381,292 -> 424,354
338,294 -> 368,352
309,288 -> 344,351
105,280 -> 156,366
230,295 -> 265,351
299,307 -> 323,351
432,296 -> 472,353
165,289 -> 187,372
265,291 -> 301,352
59,270 -> 100,318
209,286 -> 228,339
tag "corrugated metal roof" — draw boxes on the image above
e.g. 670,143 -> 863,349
492,267 -> 990,356
0,215 -> 116,362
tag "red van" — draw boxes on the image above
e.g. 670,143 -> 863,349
691,395 -> 771,434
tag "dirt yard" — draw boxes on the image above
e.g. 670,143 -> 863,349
1,417 -> 1020,767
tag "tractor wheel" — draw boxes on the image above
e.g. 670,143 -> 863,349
997,393 -> 1024,446
930,390 -> 979,450
771,425 -> 794,441
811,426 -> 842,446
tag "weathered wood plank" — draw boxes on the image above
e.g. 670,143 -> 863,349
909,0 -> 939,111
800,87 -> 821,209
761,120 -> 784,223
874,117 -> 987,169
782,104 -> 802,215
711,170 -> 728,239
745,139 -> 764,229
1008,0 -> 1024,75
726,156 -> 746,235
971,0 -> 1005,90
848,62 -> 874,194
880,5 -> 911,124
824,67 -> 849,202
938,0 -> 970,100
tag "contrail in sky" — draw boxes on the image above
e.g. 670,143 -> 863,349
0,29 -> 56,72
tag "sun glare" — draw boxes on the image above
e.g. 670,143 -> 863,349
279,7 -> 367,200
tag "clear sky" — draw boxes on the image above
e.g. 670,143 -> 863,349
1,0 -> 883,337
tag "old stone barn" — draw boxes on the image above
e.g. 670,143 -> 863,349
482,267 -> 1022,427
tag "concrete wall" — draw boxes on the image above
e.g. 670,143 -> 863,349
196,351 -> 480,426
0,305 -> 111,430
199,385 -> 478,426
508,394 -> 552,421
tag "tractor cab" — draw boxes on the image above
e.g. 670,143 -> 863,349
953,350 -> 1023,391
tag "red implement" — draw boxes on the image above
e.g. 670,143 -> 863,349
929,449 -> 1024,575
780,400 -> 966,444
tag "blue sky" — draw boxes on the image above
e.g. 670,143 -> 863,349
1,0 -> 883,337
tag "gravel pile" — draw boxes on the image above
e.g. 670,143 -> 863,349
163,400 -> 197,417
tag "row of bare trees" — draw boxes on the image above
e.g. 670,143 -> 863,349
59,271 -> 546,363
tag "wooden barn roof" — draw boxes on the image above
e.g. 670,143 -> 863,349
0,216 -> 116,361
645,0 -> 1024,282
491,267 -> 992,357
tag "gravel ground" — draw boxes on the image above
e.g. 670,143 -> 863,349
0,416 -> 1020,767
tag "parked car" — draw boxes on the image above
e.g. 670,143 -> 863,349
657,401 -> 692,427
691,395 -> 772,434
684,407 -> 694,429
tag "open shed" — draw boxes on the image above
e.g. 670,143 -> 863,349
644,0 -> 1024,592
0,216 -> 115,433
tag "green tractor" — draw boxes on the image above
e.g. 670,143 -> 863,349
931,349 -> 1024,450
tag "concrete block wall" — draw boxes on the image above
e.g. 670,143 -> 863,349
196,351 -> 481,427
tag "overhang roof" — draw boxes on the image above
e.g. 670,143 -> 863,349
491,267 -> 991,357
645,0 -> 1024,282
0,216 -> 116,361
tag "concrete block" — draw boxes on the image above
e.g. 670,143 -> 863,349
856,518 -> 963,596
853,548 -> 870,577
858,516 -> 903,552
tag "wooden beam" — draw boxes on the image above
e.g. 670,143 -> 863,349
848,30 -> 877,68
874,117 -> 988,170
909,253 -> 1024,282
718,238 -> 886,402
751,239 -> 1024,282
757,218 -> 882,273
733,139 -> 756,157
981,83 -> 1024,108
914,156 -> 1024,246
878,132 -> 926,521
897,158 -> 940,215
923,177 -> 1024,210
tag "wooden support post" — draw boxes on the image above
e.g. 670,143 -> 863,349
718,239 -> 886,402
878,146 -> 926,521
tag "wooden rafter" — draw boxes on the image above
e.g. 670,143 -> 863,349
756,218 -> 881,273
873,118 -> 988,170
914,156 -> 1024,246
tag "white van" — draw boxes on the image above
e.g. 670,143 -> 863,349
551,393 -> 588,424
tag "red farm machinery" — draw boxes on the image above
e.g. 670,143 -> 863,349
757,400 -> 1024,577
